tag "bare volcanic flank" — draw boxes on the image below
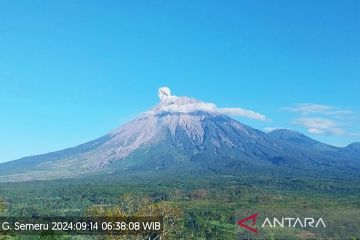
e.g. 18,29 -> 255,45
0,89 -> 359,182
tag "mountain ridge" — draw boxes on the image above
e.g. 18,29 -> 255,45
0,91 -> 359,182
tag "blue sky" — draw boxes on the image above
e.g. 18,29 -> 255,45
0,0 -> 359,162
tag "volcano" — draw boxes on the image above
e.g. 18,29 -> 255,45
0,88 -> 359,182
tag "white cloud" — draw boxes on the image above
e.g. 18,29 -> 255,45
153,87 -> 267,121
160,101 -> 267,121
284,103 -> 353,116
294,117 -> 346,136
160,101 -> 216,114
263,127 -> 277,132
217,108 -> 267,120
263,127 -> 290,132
284,103 -> 359,137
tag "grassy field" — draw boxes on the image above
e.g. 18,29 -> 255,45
0,172 -> 359,239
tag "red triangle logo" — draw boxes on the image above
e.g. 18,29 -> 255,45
237,213 -> 258,233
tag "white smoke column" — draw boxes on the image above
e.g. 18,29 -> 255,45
158,87 -> 171,101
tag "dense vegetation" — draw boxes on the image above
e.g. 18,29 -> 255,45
0,171 -> 359,239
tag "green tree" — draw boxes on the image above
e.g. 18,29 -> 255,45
0,198 -> 5,214
0,198 -> 13,240
86,193 -> 183,239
